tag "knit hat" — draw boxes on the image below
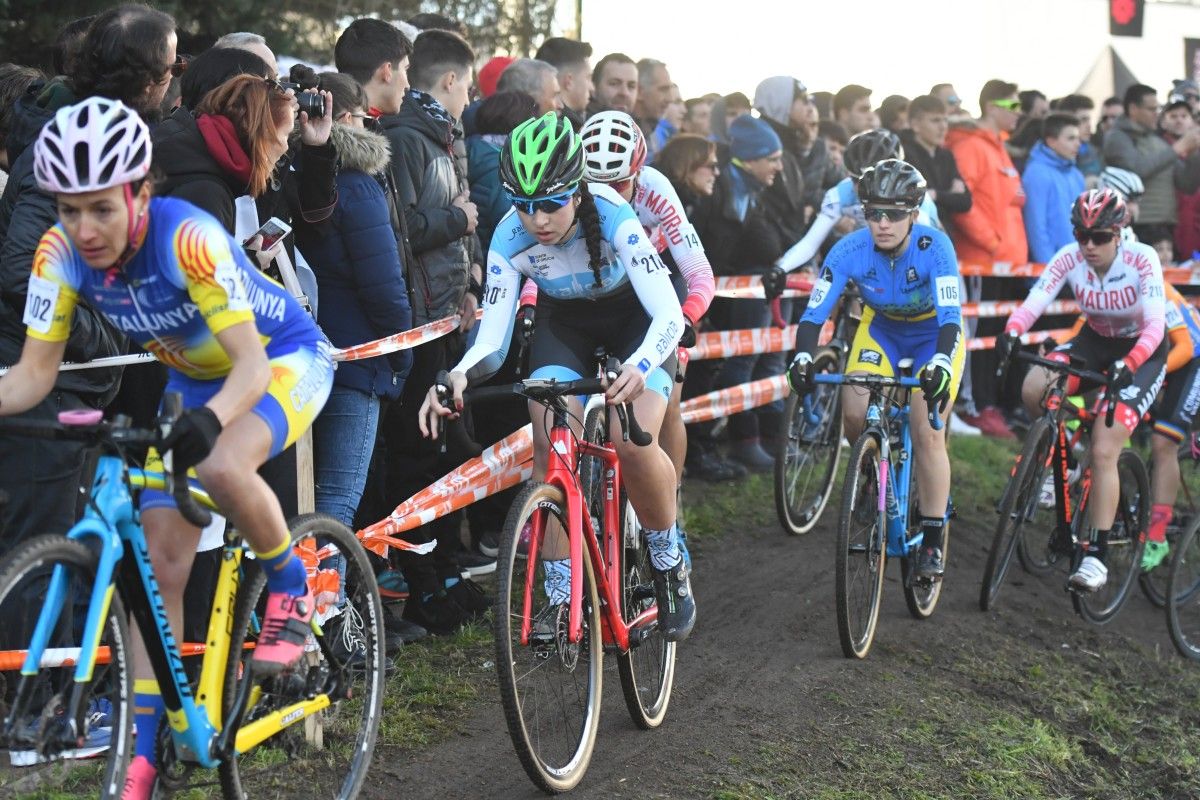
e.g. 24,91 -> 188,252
478,56 -> 516,99
729,114 -> 782,161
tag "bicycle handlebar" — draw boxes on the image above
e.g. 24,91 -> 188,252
0,392 -> 214,527
813,373 -> 944,431
1012,351 -> 1118,428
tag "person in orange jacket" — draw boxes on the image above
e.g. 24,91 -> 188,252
944,79 -> 1029,438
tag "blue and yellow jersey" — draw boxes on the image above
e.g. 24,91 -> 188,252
24,197 -> 318,379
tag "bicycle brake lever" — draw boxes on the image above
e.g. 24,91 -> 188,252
434,369 -> 451,454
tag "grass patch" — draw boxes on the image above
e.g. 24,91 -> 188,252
682,472 -> 774,541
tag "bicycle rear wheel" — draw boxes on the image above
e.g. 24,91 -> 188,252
1166,515 -> 1200,659
980,417 -> 1055,610
835,432 -> 887,659
615,499 -> 676,729
1073,450 -> 1149,624
1140,445 -> 1200,607
775,349 -> 843,535
0,535 -> 131,799
219,514 -> 386,800
495,482 -> 602,793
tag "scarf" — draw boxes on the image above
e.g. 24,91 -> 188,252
195,114 -> 252,187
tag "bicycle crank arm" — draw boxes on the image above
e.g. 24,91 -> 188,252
213,668 -> 257,760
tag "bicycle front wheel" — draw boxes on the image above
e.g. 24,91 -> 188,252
980,416 -> 1055,610
219,514 -> 386,800
1166,515 -> 1200,659
0,535 -> 132,799
901,461 -> 949,619
775,349 -> 843,535
835,432 -> 887,659
1074,450 -> 1149,624
615,497 -> 676,729
495,482 -> 602,793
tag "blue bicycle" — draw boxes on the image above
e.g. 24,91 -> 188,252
820,366 -> 949,659
0,396 -> 385,798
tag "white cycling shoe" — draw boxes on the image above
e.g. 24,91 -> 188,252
1069,555 -> 1108,592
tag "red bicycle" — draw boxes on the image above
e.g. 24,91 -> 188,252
437,356 -> 676,793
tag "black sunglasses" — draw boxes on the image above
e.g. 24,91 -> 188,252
1074,228 -> 1117,246
168,55 -> 188,78
864,207 -> 912,223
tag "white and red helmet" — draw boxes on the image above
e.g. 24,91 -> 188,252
580,110 -> 647,183
1071,188 -> 1128,231
34,96 -> 151,194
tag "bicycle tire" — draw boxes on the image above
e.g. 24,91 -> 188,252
615,495 -> 676,729
980,416 -> 1055,610
219,514 -> 386,800
1166,514 -> 1200,659
1073,450 -> 1149,624
774,348 -> 844,536
835,432 -> 887,659
579,404 -> 606,523
901,451 -> 949,619
0,535 -> 132,799
494,482 -> 602,793
1139,447 -> 1200,607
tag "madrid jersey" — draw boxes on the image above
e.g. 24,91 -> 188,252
25,197 -> 319,380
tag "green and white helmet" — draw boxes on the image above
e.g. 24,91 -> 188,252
499,112 -> 585,197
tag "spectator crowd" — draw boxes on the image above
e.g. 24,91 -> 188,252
4,2 -> 1200,647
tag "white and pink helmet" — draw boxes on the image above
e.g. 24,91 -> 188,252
34,96 -> 151,194
580,110 -> 647,183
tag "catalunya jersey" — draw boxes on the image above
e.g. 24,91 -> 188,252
457,182 -> 683,381
630,166 -> 715,323
800,223 -> 962,328
25,197 -> 318,380
1006,239 -> 1165,370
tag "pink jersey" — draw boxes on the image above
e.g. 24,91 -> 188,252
1006,239 -> 1166,370
631,167 -> 714,325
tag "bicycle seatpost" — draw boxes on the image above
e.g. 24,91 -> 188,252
158,392 -> 213,529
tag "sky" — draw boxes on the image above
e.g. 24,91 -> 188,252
574,0 -> 1200,115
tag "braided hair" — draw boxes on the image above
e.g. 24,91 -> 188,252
576,182 -> 605,288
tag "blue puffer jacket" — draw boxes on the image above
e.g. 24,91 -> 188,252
1021,140 -> 1086,263
297,124 -> 412,399
467,133 -> 509,253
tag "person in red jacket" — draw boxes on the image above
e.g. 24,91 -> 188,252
945,79 -> 1028,438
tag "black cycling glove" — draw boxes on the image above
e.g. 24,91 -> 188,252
163,407 -> 223,468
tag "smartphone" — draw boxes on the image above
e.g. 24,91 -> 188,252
249,217 -> 292,251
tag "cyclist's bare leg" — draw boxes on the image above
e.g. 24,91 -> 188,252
840,373 -> 871,443
610,390 -> 675,530
1087,421 -> 1128,531
1021,366 -> 1058,419
659,380 -> 686,485
912,389 -> 952,517
1152,431 -> 1181,505
131,509 -> 202,682
529,396 -> 585,560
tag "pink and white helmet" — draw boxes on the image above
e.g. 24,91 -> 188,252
580,110 -> 647,183
34,97 -> 151,194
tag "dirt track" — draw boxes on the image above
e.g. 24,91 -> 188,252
363,467 -> 1199,800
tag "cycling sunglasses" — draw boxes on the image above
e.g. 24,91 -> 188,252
510,187 -> 578,215
992,98 -> 1021,112
864,206 -> 913,223
1074,228 -> 1117,246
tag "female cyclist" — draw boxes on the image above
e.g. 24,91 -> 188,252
418,112 -> 694,641
577,110 -> 715,498
0,97 -> 333,797
999,188 -> 1167,592
788,159 -> 964,579
764,128 -> 939,297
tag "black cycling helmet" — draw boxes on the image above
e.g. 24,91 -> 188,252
499,111 -> 585,197
1071,188 -> 1128,231
858,158 -> 927,209
843,128 -> 903,179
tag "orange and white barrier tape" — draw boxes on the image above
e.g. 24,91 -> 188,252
968,328 -> 1071,351
688,326 -> 798,361
680,374 -> 789,424
961,299 -> 1077,319
358,424 -> 534,558
713,275 -> 812,299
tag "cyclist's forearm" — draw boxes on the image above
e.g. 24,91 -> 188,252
936,323 -> 961,361
0,337 -> 66,415
794,320 -> 822,355
206,352 -> 271,425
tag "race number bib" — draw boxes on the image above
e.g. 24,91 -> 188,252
809,278 -> 832,308
935,276 -> 961,307
213,259 -> 251,312
23,275 -> 59,334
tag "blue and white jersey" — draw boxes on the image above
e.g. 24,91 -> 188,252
455,182 -> 683,381
778,177 -> 941,273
